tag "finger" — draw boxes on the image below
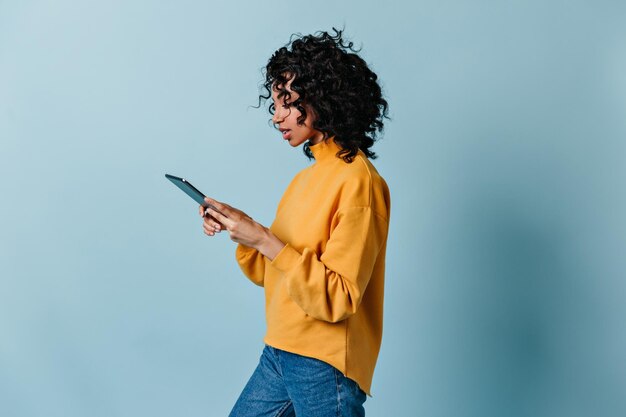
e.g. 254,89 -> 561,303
206,207 -> 232,228
203,217 -> 222,231
203,223 -> 217,236
205,196 -> 231,209
203,214 -> 221,227
203,211 -> 225,228
204,197 -> 231,217
202,206 -> 215,218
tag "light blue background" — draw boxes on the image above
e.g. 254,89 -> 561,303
1,1 -> 625,416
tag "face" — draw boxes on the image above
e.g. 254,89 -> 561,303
271,78 -> 324,147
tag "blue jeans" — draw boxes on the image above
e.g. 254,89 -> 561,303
229,345 -> 366,417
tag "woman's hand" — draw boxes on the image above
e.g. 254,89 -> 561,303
200,197 -> 285,260
199,203 -> 225,236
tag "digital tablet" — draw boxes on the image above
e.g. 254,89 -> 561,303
165,174 -> 219,211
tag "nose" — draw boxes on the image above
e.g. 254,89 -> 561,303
272,106 -> 285,123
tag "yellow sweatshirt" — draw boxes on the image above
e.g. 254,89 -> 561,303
235,138 -> 390,395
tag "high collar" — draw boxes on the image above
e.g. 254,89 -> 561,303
309,137 -> 342,162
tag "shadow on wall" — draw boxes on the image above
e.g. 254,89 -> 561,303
427,141 -> 623,417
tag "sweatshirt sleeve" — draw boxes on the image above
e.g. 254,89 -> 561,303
235,243 -> 266,287
270,206 -> 388,323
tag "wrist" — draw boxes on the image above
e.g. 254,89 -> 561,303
257,227 -> 285,261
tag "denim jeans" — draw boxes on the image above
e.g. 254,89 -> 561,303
228,345 -> 366,417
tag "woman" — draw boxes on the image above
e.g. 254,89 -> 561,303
200,29 -> 390,417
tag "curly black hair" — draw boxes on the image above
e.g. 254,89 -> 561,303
258,28 -> 389,162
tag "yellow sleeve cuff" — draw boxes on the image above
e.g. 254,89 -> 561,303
270,243 -> 302,272
235,243 -> 257,263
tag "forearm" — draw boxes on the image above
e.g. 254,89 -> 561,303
255,227 -> 286,261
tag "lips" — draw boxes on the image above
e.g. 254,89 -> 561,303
280,128 -> 291,140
